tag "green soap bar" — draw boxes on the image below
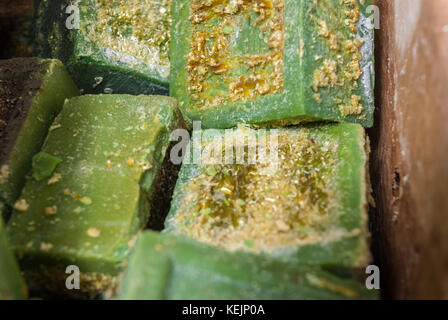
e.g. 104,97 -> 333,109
0,58 -> 79,209
119,231 -> 377,300
165,123 -> 370,267
0,218 -> 27,300
7,94 -> 182,297
35,0 -> 171,95
171,0 -> 374,128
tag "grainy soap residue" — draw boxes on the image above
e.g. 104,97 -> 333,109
174,128 -> 346,253
84,0 -> 171,78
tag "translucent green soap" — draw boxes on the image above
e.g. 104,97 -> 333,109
119,231 -> 377,300
0,58 -> 79,210
170,0 -> 374,128
35,0 -> 172,95
165,123 -> 371,268
7,94 -> 182,297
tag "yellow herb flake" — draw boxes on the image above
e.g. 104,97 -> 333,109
339,95 -> 363,116
312,59 -> 339,91
313,93 -> 322,104
127,158 -> 135,167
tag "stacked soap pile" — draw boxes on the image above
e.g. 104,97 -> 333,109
0,0 -> 376,300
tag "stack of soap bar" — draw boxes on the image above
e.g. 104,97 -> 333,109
171,0 -> 374,128
0,58 -> 79,211
119,231 -> 376,300
7,94 -> 182,297
0,218 -> 27,300
165,123 -> 370,267
35,0 -> 171,95
0,0 -> 35,58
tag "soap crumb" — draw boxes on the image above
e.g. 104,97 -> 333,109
86,228 -> 101,238
0,165 -> 9,183
127,237 -> 137,248
276,220 -> 290,232
40,242 -> 53,251
80,197 -> 92,205
45,206 -> 58,216
48,173 -> 62,185
14,199 -> 29,212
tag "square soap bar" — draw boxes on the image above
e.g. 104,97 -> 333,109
35,0 -> 171,95
119,231 -> 376,300
171,0 -> 374,128
165,123 -> 370,267
7,94 -> 182,297
0,218 -> 27,300
0,58 -> 79,208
